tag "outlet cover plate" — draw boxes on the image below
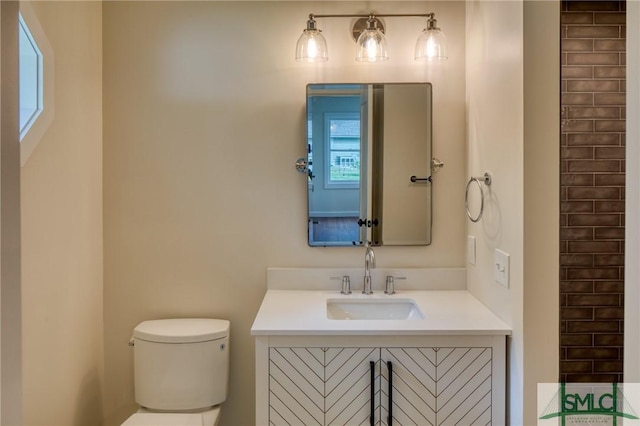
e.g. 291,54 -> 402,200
495,249 -> 510,288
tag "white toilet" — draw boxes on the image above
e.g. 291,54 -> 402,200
122,318 -> 230,426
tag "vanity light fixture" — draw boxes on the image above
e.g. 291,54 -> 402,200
295,12 -> 447,63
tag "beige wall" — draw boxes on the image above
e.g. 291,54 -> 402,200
20,2 -> 103,424
102,2 -> 466,424
466,1 -> 559,424
1,1 -> 23,423
466,1 -> 525,422
522,1 -> 560,423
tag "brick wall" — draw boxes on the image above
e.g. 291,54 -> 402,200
560,1 -> 625,383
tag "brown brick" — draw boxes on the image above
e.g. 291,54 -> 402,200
562,307 -> 594,319
595,307 -> 624,319
567,52 -> 620,65
594,333 -> 624,346
562,201 -> 594,213
567,320 -> 618,333
567,133 -> 620,145
595,201 -> 624,213
569,107 -> 620,119
562,173 -> 594,186
563,66 -> 594,79
594,361 -> 624,373
594,227 -> 625,240
568,214 -> 619,227
562,12 -> 594,24
594,92 -> 625,105
566,268 -> 620,280
594,12 -> 626,24
595,146 -> 625,159
562,147 -> 593,159
561,360 -> 593,373
562,92 -> 594,105
567,293 -> 621,306
567,186 -> 620,199
594,39 -> 626,51
567,27 -> 621,39
563,39 -> 595,51
561,227 -> 594,240
563,120 -> 594,133
567,347 -> 619,359
567,2 -> 622,12
568,241 -> 620,253
594,281 -> 623,293
561,280 -> 594,292
567,80 -> 619,92
594,66 -> 626,79
561,334 -> 593,346
565,373 -> 620,383
567,160 -> 620,173
595,120 -> 625,132
595,174 -> 625,186
594,254 -> 624,266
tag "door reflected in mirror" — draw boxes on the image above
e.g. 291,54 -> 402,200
306,83 -> 433,247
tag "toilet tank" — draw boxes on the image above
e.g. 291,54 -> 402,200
132,318 -> 230,411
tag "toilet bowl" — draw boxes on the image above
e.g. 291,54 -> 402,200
122,406 -> 222,426
121,319 -> 230,426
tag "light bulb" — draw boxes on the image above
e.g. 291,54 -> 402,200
296,17 -> 328,62
355,18 -> 388,62
415,16 -> 447,61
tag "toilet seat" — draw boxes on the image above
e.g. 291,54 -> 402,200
122,413 -> 203,426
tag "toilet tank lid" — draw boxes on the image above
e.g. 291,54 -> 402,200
133,318 -> 230,343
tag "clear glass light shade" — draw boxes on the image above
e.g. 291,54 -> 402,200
355,28 -> 388,62
296,29 -> 328,62
415,27 -> 448,61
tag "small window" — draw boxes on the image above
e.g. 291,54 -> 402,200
17,2 -> 54,167
18,12 -> 43,141
324,113 -> 360,189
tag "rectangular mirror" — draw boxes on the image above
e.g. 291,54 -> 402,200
306,83 -> 432,247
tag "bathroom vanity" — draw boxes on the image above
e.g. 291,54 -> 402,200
251,268 -> 511,426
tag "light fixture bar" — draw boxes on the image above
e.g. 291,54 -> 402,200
307,12 -> 436,19
296,12 -> 447,63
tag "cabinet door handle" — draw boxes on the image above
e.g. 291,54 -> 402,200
370,361 -> 375,426
387,361 -> 393,426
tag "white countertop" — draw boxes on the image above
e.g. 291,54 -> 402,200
250,290 -> 512,336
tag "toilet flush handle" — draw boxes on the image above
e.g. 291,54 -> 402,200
128,337 -> 135,347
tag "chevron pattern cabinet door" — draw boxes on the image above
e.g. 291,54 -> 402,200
381,348 -> 437,426
269,347 -> 380,426
269,347 -> 325,425
436,348 -> 492,426
325,348 -> 380,426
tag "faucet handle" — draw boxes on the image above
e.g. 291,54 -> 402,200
341,276 -> 352,295
331,275 -> 352,294
384,275 -> 406,295
384,276 -> 395,295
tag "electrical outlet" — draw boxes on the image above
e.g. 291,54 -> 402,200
467,235 -> 476,265
495,249 -> 510,288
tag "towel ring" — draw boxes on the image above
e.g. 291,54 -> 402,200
465,173 -> 492,222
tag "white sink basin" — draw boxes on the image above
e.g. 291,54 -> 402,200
326,298 -> 425,320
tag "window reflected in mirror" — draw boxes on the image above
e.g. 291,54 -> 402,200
306,83 -> 432,247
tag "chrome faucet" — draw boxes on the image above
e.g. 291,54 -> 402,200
363,243 -> 376,295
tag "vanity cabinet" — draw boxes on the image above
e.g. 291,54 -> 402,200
256,335 -> 504,426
